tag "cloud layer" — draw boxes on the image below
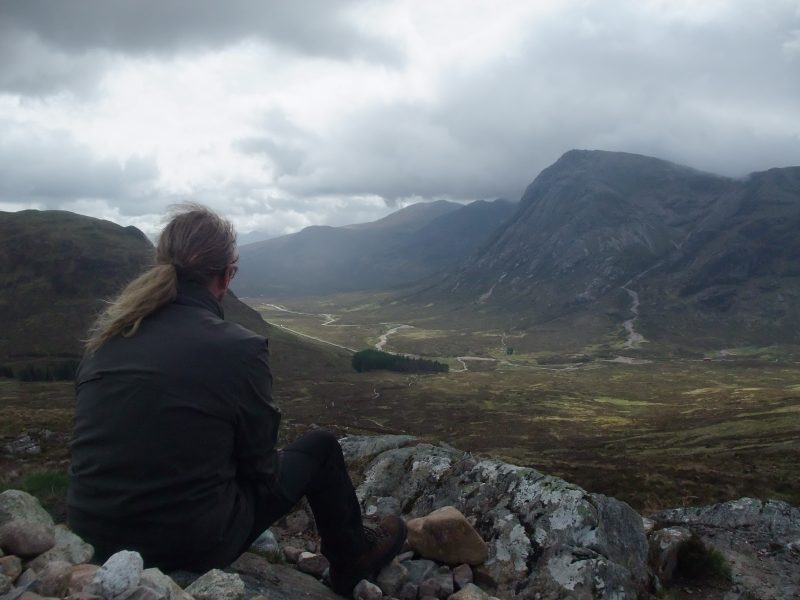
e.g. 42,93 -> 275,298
1,0 -> 798,238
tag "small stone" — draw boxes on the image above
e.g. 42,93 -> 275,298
28,525 -> 94,569
67,593 -> 106,600
3,434 -> 40,456
352,579 -> 383,600
283,545 -> 303,563
31,559 -> 72,597
17,567 -> 37,587
0,555 -> 23,580
69,563 -> 99,594
433,566 -> 454,598
141,567 -> 193,600
419,578 -> 441,598
0,491 -> 54,527
18,592 -> 49,600
398,581 -> 418,600
296,552 -> 329,578
249,529 -> 281,557
453,564 -> 473,590
86,550 -> 144,598
185,569 -> 245,600
406,507 -> 488,566
642,517 -> 656,535
396,551 -> 414,562
0,572 -> 11,595
122,584 -> 168,600
0,521 -> 55,557
377,559 -> 409,596
448,583 -> 490,600
402,558 -> 437,585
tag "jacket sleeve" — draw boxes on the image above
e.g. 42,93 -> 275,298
234,337 -> 281,485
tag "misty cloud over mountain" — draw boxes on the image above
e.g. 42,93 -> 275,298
0,0 -> 798,236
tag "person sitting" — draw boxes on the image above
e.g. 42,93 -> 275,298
67,203 -> 406,594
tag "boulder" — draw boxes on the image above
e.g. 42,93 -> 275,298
407,507 -> 488,565
0,521 -> 55,557
647,526 -> 691,583
28,525 -> 93,569
339,435 -> 418,464
353,439 -> 649,598
140,567 -> 194,600
85,550 -> 144,598
653,498 -> 800,600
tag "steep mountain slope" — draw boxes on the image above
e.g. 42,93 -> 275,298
0,209 -> 349,376
419,150 -> 800,347
235,199 -> 515,297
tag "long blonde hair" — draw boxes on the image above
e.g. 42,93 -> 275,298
85,203 -> 237,354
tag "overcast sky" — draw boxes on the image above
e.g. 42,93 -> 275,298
1,0 -> 799,240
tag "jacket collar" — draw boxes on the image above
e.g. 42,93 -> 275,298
174,280 -> 225,320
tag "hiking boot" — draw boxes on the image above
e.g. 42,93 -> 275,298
328,515 -> 407,595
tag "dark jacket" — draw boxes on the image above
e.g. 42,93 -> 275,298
68,282 -> 281,570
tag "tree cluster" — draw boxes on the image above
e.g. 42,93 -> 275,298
351,349 -> 449,374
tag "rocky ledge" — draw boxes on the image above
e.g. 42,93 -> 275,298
0,434 -> 798,600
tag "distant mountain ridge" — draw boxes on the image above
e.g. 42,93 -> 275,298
235,198 -> 516,297
418,150 -> 800,347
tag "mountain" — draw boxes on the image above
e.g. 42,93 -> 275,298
417,150 -> 800,347
0,209 -> 349,377
235,199 -> 516,297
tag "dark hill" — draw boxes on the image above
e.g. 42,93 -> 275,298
0,209 -> 349,377
415,150 -> 800,347
235,199 -> 515,297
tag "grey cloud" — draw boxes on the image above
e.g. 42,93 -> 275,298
270,0 -> 800,204
0,124 -> 159,207
237,137 -> 307,176
0,1 -> 399,80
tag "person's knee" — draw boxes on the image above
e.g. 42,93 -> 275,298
292,429 -> 343,465
307,429 -> 341,455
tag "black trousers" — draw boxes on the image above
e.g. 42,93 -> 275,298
238,429 -> 365,566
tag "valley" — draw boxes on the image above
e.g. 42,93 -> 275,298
239,294 -> 800,513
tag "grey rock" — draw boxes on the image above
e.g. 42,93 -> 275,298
119,584 -> 169,600
402,558 -> 437,585
419,578 -> 441,598
229,553 -> 341,600
397,581 -> 418,600
376,559 -> 409,596
452,564 -> 473,590
296,552 -> 329,578
249,529 -> 281,558
3,435 -> 40,456
353,439 -> 649,598
648,526 -> 691,583
86,550 -> 144,598
0,521 -> 55,557
0,491 -> 53,528
653,498 -> 800,600
17,568 -> 37,587
68,564 -> 99,595
185,569 -> 244,600
396,551 -> 414,562
0,573 -> 10,595
352,579 -> 382,600
365,496 -> 402,518
448,583 -> 489,600
27,525 -> 93,569
432,566 -> 454,598
339,435 -> 417,464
